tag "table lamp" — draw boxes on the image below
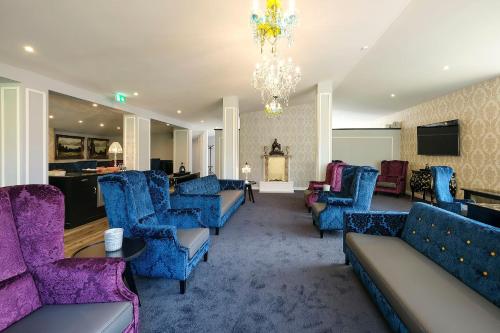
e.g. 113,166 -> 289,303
108,142 -> 123,167
242,162 -> 251,183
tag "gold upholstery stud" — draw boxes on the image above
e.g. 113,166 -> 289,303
491,251 -> 496,257
425,238 -> 430,243
459,257 -> 464,263
482,271 -> 488,277
466,240 -> 471,245
447,230 -> 451,235
418,217 -> 422,222
441,246 -> 446,251
431,223 -> 435,228
412,230 -> 416,235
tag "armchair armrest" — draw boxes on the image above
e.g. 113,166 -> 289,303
219,179 -> 245,190
159,208 -> 206,228
317,190 -> 343,203
327,197 -> 354,206
132,223 -> 177,240
308,181 -> 325,190
170,193 -> 221,227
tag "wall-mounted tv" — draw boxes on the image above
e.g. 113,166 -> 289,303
417,120 -> 460,156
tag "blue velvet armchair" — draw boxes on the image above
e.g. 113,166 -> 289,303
98,171 -> 210,294
431,166 -> 473,215
311,166 -> 378,238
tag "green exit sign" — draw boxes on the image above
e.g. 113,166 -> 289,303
115,92 -> 127,103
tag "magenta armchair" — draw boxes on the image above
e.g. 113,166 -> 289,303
304,161 -> 346,211
0,185 -> 139,332
375,160 -> 409,196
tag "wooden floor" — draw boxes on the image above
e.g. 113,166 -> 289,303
64,218 -> 108,257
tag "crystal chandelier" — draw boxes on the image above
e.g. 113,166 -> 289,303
251,0 -> 298,54
253,56 -> 301,117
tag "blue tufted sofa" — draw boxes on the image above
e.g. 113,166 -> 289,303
343,202 -> 500,333
171,175 -> 245,235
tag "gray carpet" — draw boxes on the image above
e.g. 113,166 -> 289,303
136,192 -> 413,333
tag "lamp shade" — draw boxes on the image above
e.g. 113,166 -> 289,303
108,142 -> 123,154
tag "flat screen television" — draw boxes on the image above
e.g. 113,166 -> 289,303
417,120 -> 460,156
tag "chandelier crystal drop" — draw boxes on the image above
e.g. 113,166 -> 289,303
253,56 -> 301,117
251,0 -> 298,54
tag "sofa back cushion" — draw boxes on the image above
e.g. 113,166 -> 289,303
402,202 -> 500,306
177,175 -> 221,195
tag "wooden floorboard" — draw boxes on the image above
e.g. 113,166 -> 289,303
64,218 -> 108,257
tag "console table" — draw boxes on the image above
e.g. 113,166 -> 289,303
462,188 -> 500,201
410,169 -> 456,202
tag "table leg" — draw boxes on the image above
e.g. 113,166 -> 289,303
464,190 -> 471,200
124,262 -> 141,306
243,186 -> 247,204
250,186 -> 255,203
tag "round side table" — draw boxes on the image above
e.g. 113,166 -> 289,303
244,180 -> 256,203
73,237 -> 146,305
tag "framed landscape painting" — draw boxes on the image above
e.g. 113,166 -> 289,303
88,138 -> 109,159
55,135 -> 85,160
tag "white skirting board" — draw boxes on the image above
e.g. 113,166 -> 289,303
259,181 -> 294,193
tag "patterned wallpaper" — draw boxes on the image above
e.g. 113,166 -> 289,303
384,76 -> 500,198
239,103 -> 317,188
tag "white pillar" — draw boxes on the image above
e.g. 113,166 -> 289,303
1,83 -> 48,186
222,96 -> 239,179
123,115 -> 150,171
316,81 -> 333,180
214,129 -> 223,177
173,129 -> 192,173
199,130 -> 209,177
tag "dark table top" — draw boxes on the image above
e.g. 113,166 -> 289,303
462,188 -> 500,197
72,237 -> 146,261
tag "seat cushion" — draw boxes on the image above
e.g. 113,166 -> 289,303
177,228 -> 209,258
376,181 -> 397,189
346,233 -> 500,333
4,302 -> 133,333
311,202 -> 326,216
220,190 -> 243,215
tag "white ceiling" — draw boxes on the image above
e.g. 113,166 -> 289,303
0,0 -> 411,127
49,92 -> 126,137
0,0 -> 498,128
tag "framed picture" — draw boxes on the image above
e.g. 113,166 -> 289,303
55,134 -> 85,160
88,138 -> 109,159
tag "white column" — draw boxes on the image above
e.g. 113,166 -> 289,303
214,129 -> 223,177
199,130 -> 209,177
316,81 -> 333,180
123,115 -> 150,171
222,96 -> 239,179
1,84 -> 23,186
173,129 -> 192,173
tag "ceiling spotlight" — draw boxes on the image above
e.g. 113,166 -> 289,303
78,120 -> 83,124
200,120 -> 205,123
49,115 -> 54,119
390,93 -> 396,98
443,65 -> 450,71
92,103 -> 98,107
166,123 -> 171,126
24,45 -> 34,53
100,123 -> 104,127
133,92 -> 139,96
361,45 -> 369,51
117,126 -> 121,130
176,110 -> 182,114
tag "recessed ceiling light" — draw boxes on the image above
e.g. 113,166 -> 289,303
361,45 -> 369,51
92,103 -> 98,107
166,123 -> 171,126
117,126 -> 121,130
49,115 -> 54,119
176,110 -> 182,114
78,120 -> 83,124
133,92 -> 139,96
200,120 -> 205,123
443,65 -> 450,71
100,123 -> 104,127
24,45 -> 34,53
390,93 -> 396,98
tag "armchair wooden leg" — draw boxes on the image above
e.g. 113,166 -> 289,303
215,227 -> 220,236
180,280 -> 187,294
204,252 -> 208,262
308,207 -> 312,213
345,256 -> 350,265
320,230 -> 324,239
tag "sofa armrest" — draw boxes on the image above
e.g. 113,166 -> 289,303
158,208 -> 206,228
219,179 -> 245,190
344,211 -> 408,237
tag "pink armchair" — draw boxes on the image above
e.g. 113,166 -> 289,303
375,160 -> 409,196
304,161 -> 346,212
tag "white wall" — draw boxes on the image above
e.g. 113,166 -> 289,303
173,129 -> 192,172
150,132 -> 173,160
332,129 -> 401,170
192,136 -> 201,173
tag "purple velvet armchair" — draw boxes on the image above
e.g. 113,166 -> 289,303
304,161 -> 346,211
0,185 -> 139,332
375,160 -> 409,196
